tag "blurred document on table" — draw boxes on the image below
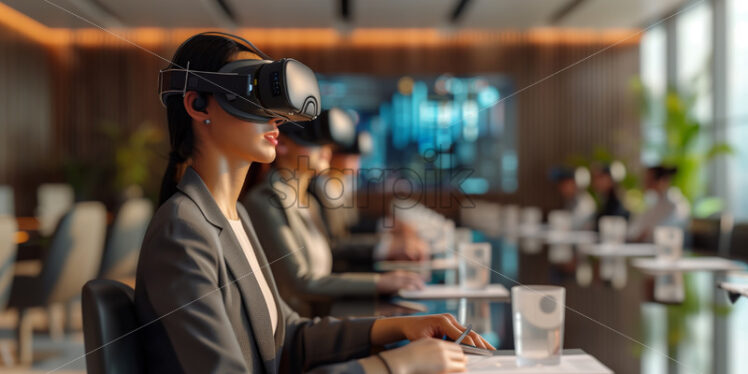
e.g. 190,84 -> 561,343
466,351 -> 612,373
398,284 -> 509,300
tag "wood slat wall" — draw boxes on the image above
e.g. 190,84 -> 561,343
0,27 -> 55,215
0,27 -> 640,215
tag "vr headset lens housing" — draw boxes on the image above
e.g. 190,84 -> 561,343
159,58 -> 321,122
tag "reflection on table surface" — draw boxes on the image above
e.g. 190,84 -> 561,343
332,235 -> 748,374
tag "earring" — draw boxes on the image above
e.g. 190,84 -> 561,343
203,119 -> 211,125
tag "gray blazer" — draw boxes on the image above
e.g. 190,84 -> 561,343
242,173 -> 378,316
134,167 -> 376,374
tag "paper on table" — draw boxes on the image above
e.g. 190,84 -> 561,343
375,258 -> 458,272
398,284 -> 509,300
466,353 -> 612,373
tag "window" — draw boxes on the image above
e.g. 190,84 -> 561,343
728,0 -> 748,220
677,1 -> 713,125
639,26 -> 667,165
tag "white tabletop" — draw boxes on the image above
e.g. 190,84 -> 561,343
466,350 -> 612,373
632,257 -> 744,274
398,284 -> 510,301
719,282 -> 748,301
579,243 -> 662,258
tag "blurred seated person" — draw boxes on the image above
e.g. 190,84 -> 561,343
242,114 -> 424,317
310,113 -> 428,269
627,166 -> 690,242
592,164 -> 629,224
551,167 -> 596,229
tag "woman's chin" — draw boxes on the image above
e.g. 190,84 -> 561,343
257,150 -> 276,164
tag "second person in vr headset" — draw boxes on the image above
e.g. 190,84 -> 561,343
136,32 -> 493,374
242,109 -> 425,317
308,111 -> 431,272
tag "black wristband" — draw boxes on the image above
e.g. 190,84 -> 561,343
376,352 -> 394,374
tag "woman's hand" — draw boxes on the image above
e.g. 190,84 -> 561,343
371,314 -> 495,350
376,271 -> 424,294
378,338 -> 466,374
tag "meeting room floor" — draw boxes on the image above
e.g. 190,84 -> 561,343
0,307 -> 86,373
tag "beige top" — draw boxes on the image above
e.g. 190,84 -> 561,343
295,207 -> 333,278
227,218 -> 278,333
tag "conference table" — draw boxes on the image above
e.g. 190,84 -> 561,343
331,231 -> 748,374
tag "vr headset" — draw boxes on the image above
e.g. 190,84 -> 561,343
158,32 -> 321,122
345,132 -> 373,156
280,107 -> 357,147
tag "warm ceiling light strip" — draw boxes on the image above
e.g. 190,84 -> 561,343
0,2 -> 642,50
0,2 -> 70,46
527,28 -> 641,45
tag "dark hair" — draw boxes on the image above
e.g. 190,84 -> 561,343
158,34 -> 250,206
648,165 -> 677,181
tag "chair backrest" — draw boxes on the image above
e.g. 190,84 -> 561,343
0,216 -> 18,308
99,198 -> 153,279
0,185 -> 14,217
687,217 -> 721,253
82,279 -> 144,374
40,201 -> 107,304
36,183 -> 74,236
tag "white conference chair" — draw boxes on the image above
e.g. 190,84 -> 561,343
36,183 -> 74,236
99,198 -> 153,279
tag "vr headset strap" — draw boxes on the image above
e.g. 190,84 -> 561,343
159,69 -> 252,103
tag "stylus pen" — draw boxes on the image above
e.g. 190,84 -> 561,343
454,324 -> 472,345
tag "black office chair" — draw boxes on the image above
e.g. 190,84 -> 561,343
687,217 -> 721,253
727,223 -> 748,261
82,279 -> 145,374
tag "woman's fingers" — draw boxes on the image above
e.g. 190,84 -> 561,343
472,331 -> 496,350
445,350 -> 467,372
438,313 -> 495,350
440,316 -> 471,343
468,331 -> 488,349
440,340 -> 463,352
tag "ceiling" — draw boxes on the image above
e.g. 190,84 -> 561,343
2,0 -> 687,30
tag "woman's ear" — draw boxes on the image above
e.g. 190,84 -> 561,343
183,91 -> 210,123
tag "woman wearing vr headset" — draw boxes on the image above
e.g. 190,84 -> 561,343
134,32 -> 493,374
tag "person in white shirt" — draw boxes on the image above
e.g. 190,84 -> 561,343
628,166 -> 690,242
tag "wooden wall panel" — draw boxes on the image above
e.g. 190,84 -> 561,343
0,26 -> 55,215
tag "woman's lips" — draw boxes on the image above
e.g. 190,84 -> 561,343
264,133 -> 279,146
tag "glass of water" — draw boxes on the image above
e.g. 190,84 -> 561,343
512,285 -> 565,366
458,242 -> 491,289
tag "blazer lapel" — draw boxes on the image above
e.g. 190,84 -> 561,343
176,168 -> 277,373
